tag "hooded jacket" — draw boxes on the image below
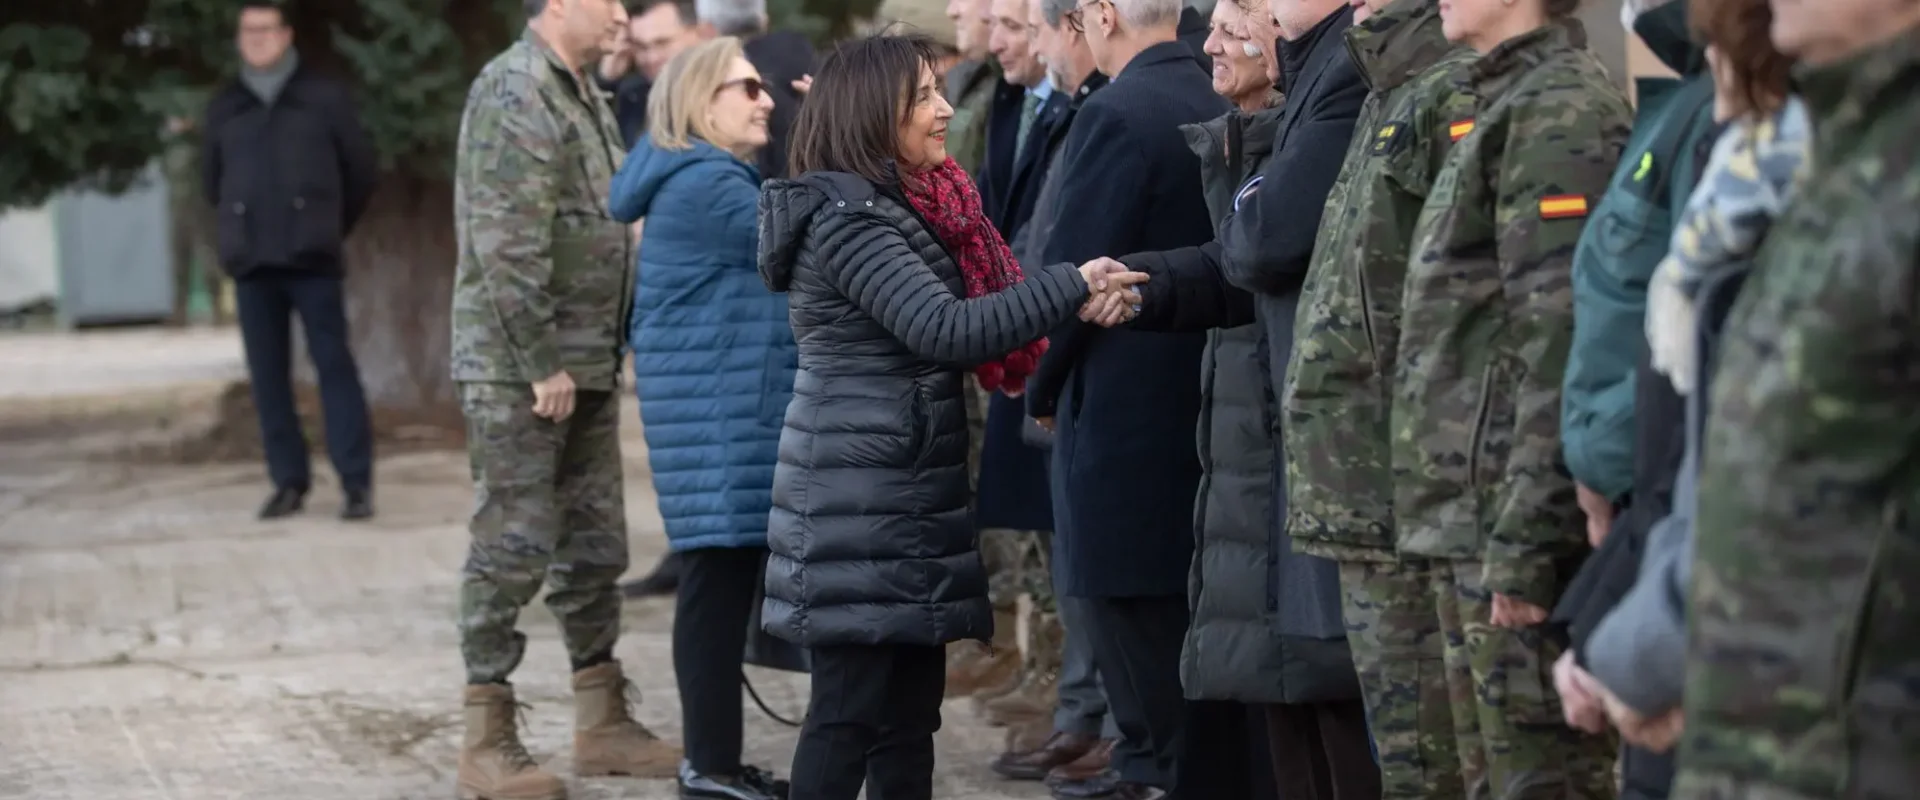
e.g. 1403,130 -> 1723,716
753,171 -> 1088,647
610,137 -> 795,551
1282,0 -> 1475,561
1392,20 -> 1631,604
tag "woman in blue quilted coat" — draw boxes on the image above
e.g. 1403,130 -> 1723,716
607,36 -> 794,800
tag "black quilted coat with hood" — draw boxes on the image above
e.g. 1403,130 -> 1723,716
755,170 -> 1089,648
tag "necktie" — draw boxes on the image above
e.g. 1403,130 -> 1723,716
1015,93 -> 1042,156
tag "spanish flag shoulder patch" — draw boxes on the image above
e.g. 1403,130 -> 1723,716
1539,194 -> 1590,220
1448,119 -> 1475,142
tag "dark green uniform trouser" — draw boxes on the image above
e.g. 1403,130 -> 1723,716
456,383 -> 630,685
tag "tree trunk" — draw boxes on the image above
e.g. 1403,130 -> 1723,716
316,175 -> 462,431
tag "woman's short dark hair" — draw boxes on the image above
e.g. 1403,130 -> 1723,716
1691,0 -> 1795,118
787,33 -> 945,184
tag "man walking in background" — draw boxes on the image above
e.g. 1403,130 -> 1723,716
203,0 -> 376,522
450,0 -> 681,796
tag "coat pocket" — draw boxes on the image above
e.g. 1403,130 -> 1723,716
215,201 -> 251,269
909,381 -> 936,469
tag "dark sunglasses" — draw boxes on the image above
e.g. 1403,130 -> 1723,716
718,77 -> 766,101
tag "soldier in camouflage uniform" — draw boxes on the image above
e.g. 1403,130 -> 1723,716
1675,9 -> 1920,798
449,1 -> 679,796
1393,4 -> 1630,796
1282,1 -> 1476,796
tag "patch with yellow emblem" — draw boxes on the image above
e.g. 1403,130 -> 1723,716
1448,119 -> 1475,142
1371,122 -> 1405,156
1538,194 -> 1590,220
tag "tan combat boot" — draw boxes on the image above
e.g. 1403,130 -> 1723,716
457,683 -> 568,800
983,667 -> 1058,727
571,661 -> 681,778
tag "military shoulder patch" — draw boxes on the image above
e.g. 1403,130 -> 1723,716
1371,122 -> 1407,155
1448,119 -> 1475,142
1539,194 -> 1590,220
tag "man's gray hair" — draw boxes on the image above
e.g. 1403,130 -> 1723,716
695,0 -> 767,34
1110,0 -> 1179,28
1040,0 -> 1075,27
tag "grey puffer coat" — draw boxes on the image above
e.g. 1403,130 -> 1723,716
755,170 -> 1089,648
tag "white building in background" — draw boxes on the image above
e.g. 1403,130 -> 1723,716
0,164 -> 175,326
0,205 -> 60,313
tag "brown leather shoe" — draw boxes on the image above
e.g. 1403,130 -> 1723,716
991,731 -> 1098,781
1045,739 -> 1114,785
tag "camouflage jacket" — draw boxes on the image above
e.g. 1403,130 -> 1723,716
945,59 -> 1001,175
450,29 -> 633,391
1677,29 -> 1920,800
1282,0 -> 1475,561
1392,20 -> 1630,603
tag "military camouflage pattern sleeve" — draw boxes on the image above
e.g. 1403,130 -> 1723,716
460,70 -> 565,382
1480,84 -> 1629,603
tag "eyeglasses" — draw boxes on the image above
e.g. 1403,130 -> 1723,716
1064,0 -> 1108,33
717,77 -> 766,101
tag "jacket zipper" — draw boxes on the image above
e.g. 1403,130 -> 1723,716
1353,259 -> 1380,368
1465,365 -> 1496,491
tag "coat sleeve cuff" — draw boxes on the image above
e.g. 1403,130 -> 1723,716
1480,553 -> 1560,608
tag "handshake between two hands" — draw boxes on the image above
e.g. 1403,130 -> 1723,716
1076,257 -> 1149,327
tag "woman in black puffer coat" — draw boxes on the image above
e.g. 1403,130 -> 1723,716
755,34 -> 1143,800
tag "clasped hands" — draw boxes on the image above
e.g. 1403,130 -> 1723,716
1076,257 -> 1147,327
1553,650 -> 1685,753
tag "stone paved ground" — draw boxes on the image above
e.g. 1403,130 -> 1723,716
0,328 -> 1047,800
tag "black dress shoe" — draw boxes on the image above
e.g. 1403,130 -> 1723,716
679,761 -> 788,800
621,551 -> 684,598
258,488 -> 306,520
341,489 -> 374,521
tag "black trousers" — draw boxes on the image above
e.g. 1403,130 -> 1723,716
1171,700 -> 1279,800
673,546 -> 768,774
1084,594 -> 1191,789
234,272 -> 372,493
1263,699 -> 1381,800
788,643 -> 945,800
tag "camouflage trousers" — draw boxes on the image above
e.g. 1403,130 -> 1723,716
981,528 -> 1059,670
456,383 -> 631,685
1432,560 -> 1617,799
1338,559 -> 1466,800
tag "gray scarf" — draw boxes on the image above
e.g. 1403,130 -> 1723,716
241,47 -> 300,105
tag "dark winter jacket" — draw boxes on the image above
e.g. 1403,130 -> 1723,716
202,63 -> 377,277
1127,103 -> 1358,705
1560,0 -> 1715,503
1023,41 -> 1226,599
755,170 -> 1090,647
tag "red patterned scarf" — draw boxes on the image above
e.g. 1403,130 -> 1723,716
900,157 -> 1049,395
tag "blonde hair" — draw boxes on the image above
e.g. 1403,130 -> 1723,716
646,36 -> 748,151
